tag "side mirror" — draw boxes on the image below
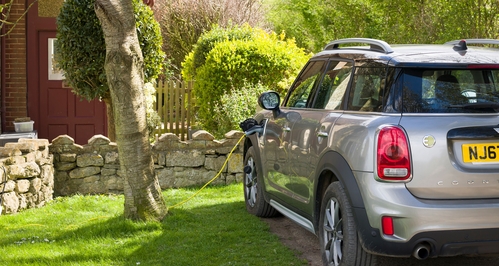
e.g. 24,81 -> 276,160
258,91 -> 281,118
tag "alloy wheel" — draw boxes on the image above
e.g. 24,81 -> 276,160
244,157 -> 258,207
322,197 -> 343,266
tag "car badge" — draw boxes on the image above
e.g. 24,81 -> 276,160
422,135 -> 436,148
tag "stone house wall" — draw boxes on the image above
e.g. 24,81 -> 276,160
49,130 -> 245,197
0,139 -> 54,214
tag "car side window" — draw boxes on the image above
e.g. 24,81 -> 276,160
285,61 -> 326,108
347,65 -> 387,111
313,61 -> 353,110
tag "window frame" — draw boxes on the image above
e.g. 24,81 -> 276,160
346,63 -> 388,112
310,59 -> 354,110
283,60 -> 328,109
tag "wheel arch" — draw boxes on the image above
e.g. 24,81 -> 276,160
243,135 -> 254,156
313,151 -> 366,232
242,134 -> 273,203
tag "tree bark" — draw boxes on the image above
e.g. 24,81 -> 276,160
102,97 -> 116,142
94,0 -> 167,221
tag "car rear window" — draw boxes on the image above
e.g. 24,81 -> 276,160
400,68 -> 499,113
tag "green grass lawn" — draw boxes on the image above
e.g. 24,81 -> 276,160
0,183 -> 307,266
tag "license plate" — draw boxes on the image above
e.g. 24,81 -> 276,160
462,143 -> 499,163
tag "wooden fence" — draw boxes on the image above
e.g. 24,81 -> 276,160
154,79 -> 195,141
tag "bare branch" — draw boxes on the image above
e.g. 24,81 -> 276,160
0,0 -> 38,37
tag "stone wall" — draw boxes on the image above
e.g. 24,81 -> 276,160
0,139 -> 54,214
0,130 -> 245,214
50,130 -> 245,196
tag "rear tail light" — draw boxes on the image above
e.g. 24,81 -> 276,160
382,216 -> 394,235
377,126 -> 412,181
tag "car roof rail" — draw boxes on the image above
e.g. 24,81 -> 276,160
445,39 -> 499,46
324,38 -> 394,54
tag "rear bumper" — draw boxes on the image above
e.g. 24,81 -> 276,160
353,171 -> 499,257
355,207 -> 499,257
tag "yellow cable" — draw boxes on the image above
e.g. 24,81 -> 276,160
0,135 -> 246,218
3,223 -> 47,230
167,134 -> 246,211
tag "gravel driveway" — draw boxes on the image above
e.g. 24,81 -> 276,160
263,216 -> 499,266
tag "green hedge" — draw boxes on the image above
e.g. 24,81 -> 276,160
182,25 -> 310,136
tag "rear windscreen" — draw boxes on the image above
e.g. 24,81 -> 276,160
400,68 -> 499,113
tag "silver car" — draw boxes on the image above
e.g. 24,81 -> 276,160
241,38 -> 499,266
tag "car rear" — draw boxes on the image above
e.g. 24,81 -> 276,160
360,47 -> 499,258
399,66 -> 499,200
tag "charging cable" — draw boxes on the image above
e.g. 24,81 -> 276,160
167,134 -> 245,210
0,166 -> 7,215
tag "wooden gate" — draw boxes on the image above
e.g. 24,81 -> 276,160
154,79 -> 195,140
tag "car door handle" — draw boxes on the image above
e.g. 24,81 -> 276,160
317,131 -> 328,138
283,126 -> 291,132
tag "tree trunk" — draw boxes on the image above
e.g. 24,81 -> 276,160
102,97 -> 116,142
94,0 -> 167,221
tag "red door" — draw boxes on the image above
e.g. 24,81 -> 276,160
27,6 -> 107,145
37,32 -> 106,144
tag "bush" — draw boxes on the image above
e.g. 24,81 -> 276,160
211,82 -> 268,137
181,24 -> 255,81
182,24 -> 310,136
133,0 -> 170,82
55,0 -> 107,100
55,0 -> 168,140
144,82 -> 161,142
154,0 -> 265,74
56,0 -> 167,100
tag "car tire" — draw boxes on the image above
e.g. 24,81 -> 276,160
243,146 -> 278,217
319,181 -> 377,266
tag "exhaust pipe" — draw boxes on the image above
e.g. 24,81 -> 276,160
412,243 -> 431,260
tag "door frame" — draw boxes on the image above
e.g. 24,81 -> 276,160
26,0 -> 55,131
26,0 -> 107,143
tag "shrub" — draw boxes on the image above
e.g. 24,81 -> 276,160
189,24 -> 254,77
56,0 -> 167,99
211,82 -> 268,137
144,82 -> 161,142
153,0 -> 265,74
133,0 -> 170,82
55,0 -> 107,100
182,24 -> 310,135
55,0 -> 168,140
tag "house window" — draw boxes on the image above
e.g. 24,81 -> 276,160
48,38 -> 64,80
